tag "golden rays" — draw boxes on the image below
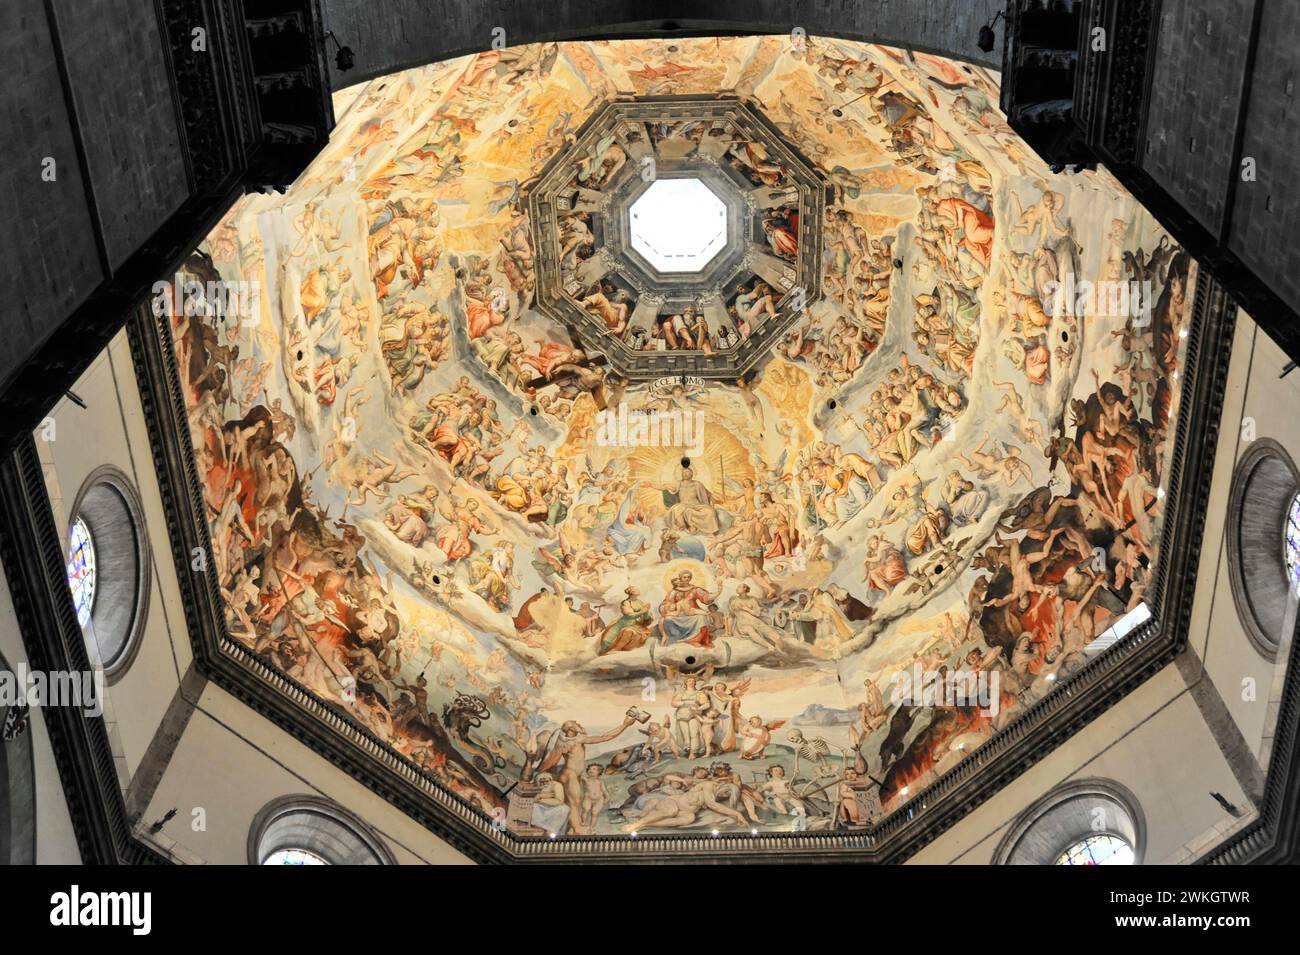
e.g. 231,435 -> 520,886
625,427 -> 756,519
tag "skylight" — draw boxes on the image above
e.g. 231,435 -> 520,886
629,178 -> 728,272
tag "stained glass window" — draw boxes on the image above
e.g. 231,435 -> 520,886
67,517 -> 96,629
1285,493 -> 1300,597
1054,834 -> 1135,866
264,848 -> 328,866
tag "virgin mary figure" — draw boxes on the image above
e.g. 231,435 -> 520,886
605,482 -> 649,556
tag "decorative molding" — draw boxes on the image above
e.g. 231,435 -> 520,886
0,438 -> 168,865
1224,438 -> 1300,662
991,776 -> 1148,865
1074,0 -> 1157,166
1144,270 -> 1237,651
528,95 -> 825,382
66,465 -> 155,684
156,0 -> 243,190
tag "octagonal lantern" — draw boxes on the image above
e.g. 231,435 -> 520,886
528,95 -> 828,382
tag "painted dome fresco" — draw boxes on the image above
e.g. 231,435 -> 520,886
167,34 -> 1192,839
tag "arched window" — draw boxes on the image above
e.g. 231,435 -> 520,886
67,468 -> 151,681
994,778 -> 1146,865
1055,833 -> 1135,866
248,796 -> 394,866
1226,439 -> 1300,661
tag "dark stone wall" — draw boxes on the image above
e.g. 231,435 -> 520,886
1012,0 -> 1298,357
1142,0 -> 1255,237
0,0 -> 339,457
52,0 -> 189,271
0,0 -> 105,366
0,0 -> 189,401
0,649 -> 37,865
1229,0 -> 1300,315
320,0 -> 1003,86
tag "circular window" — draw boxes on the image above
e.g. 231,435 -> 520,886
994,778 -> 1145,866
249,796 -> 394,866
264,848 -> 328,866
1226,439 -> 1300,661
66,517 -> 97,628
1055,833 -> 1135,866
67,468 -> 151,680
1284,492 -> 1300,597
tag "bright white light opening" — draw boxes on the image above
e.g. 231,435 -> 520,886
1084,602 -> 1153,657
629,178 -> 728,272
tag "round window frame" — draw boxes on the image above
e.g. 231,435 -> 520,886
1225,438 -> 1300,662
67,466 -> 152,683
993,778 -> 1146,866
247,795 -> 396,866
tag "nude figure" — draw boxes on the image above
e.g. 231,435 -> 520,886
959,432 -> 1034,488
619,767 -> 749,832
534,715 -> 636,834
992,380 -> 1047,451
710,513 -> 778,597
580,764 -> 608,832
990,527 -> 1064,608
346,453 -> 419,506
1009,183 -> 1066,243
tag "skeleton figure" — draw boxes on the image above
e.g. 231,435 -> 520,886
788,729 -> 840,778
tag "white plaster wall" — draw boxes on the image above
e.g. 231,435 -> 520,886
1185,312 -> 1300,762
907,665 -> 1250,864
0,569 -> 82,864
142,682 -> 472,865
38,329 -> 192,784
